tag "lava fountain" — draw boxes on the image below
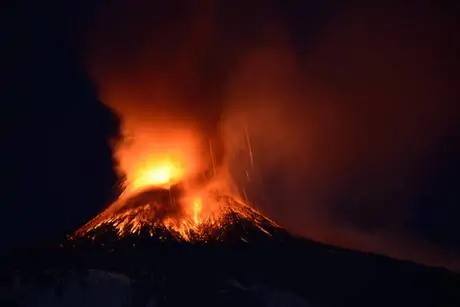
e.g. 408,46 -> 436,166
73,120 -> 281,243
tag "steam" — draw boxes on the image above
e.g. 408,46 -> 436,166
83,1 -> 459,269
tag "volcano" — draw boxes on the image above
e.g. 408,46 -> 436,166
70,184 -> 290,249
5,173 -> 460,307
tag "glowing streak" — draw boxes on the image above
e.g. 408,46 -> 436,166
244,124 -> 254,170
193,198 -> 202,225
242,188 -> 249,203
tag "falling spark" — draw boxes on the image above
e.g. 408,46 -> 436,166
244,123 -> 254,170
242,187 -> 249,203
244,169 -> 251,182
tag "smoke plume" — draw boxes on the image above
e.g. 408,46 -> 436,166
83,1 -> 460,269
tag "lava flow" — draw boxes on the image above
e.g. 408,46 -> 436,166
74,134 -> 281,243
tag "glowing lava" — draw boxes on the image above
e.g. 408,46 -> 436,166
74,147 -> 280,242
75,188 -> 280,243
193,198 -> 202,225
114,125 -> 203,198
73,118 -> 280,243
129,158 -> 185,191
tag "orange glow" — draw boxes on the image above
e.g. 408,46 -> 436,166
193,198 -> 202,225
77,189 -> 279,242
74,139 -> 280,242
129,158 -> 185,190
115,125 -> 203,196
73,96 -> 280,242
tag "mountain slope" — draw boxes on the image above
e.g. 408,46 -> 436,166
71,187 -> 290,246
3,186 -> 460,307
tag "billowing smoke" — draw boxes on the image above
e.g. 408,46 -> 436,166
82,1 -> 460,269
224,2 -> 460,268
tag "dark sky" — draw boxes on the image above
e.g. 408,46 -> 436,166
1,0 -> 460,270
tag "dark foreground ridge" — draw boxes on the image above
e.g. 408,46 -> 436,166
3,188 -> 460,307
4,222 -> 460,307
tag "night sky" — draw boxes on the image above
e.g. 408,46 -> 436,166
1,1 -> 460,270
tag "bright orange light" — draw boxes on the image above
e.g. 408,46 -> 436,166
193,198 -> 202,225
71,95 -> 280,242
129,158 -> 185,191
114,125 -> 203,196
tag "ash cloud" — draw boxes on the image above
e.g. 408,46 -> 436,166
226,1 -> 460,269
83,1 -> 460,269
